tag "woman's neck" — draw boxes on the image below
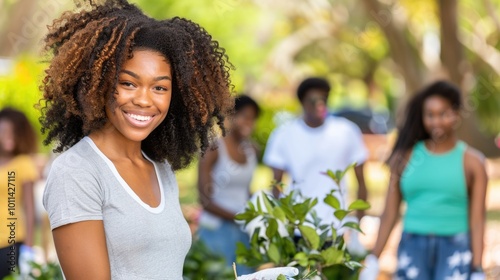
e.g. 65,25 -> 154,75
226,131 -> 245,144
0,153 -> 14,166
425,135 -> 458,153
89,127 -> 143,161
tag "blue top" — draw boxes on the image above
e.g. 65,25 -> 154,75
400,141 -> 468,235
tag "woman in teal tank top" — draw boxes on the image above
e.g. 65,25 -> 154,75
360,81 -> 488,280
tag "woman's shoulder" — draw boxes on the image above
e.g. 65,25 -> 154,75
464,144 -> 486,167
50,138 -> 99,173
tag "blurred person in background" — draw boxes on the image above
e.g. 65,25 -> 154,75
0,107 -> 38,278
197,94 -> 260,275
361,81 -> 487,280
263,77 -> 369,230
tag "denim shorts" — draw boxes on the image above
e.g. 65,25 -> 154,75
197,219 -> 254,275
395,231 -> 472,280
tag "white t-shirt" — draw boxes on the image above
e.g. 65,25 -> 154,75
263,116 -> 368,227
43,137 -> 191,279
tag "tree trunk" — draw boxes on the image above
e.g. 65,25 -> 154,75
361,0 -> 424,94
438,0 -> 500,157
438,0 -> 464,85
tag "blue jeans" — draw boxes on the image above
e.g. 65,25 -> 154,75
395,232 -> 472,280
197,219 -> 254,275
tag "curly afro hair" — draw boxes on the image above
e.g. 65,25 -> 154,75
39,0 -> 234,170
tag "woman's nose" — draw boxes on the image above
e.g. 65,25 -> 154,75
132,88 -> 153,107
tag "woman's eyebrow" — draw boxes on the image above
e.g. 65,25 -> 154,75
120,69 -> 139,79
154,75 -> 171,81
120,69 -> 171,81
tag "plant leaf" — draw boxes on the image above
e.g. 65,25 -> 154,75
268,243 -> 281,264
320,247 -> 344,266
326,169 -> 336,180
345,260 -> 363,270
234,211 -> 256,223
283,238 -> 297,256
273,207 -> 286,222
294,252 -> 308,267
342,222 -> 364,234
266,218 -> 278,239
334,209 -> 350,220
324,194 -> 341,210
262,192 -> 275,212
256,197 -> 264,214
348,199 -> 371,211
335,170 -> 343,181
330,225 -> 337,241
298,225 -> 320,250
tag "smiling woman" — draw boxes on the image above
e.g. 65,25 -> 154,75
106,50 -> 173,142
38,1 -> 233,279
360,81 -> 488,280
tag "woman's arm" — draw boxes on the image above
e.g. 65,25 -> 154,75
354,163 -> 368,220
52,221 -> 110,280
21,181 -> 35,247
465,148 -> 488,269
197,147 -> 236,221
371,170 -> 403,257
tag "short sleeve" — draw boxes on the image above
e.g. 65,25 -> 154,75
263,127 -> 288,170
43,156 -> 104,230
345,122 -> 368,165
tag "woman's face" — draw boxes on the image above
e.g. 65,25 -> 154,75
0,119 -> 15,154
422,95 -> 459,141
105,49 -> 172,142
231,106 -> 258,139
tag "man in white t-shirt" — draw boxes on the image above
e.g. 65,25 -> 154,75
263,77 -> 368,228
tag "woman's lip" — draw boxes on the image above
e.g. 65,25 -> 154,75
122,111 -> 156,128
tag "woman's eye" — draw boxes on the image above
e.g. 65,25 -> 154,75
154,86 -> 168,91
120,81 -> 135,87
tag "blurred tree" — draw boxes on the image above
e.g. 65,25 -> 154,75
251,0 -> 500,156
0,0 -> 69,57
362,0 -> 500,155
1,0 -> 499,156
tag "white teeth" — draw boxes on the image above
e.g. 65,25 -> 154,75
128,113 -> 152,122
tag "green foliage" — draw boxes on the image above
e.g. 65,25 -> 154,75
2,261 -> 63,280
235,164 -> 370,279
131,0 -> 282,94
182,239 -> 235,280
28,261 -> 63,280
470,73 -> 500,133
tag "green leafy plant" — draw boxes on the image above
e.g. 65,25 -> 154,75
183,239 -> 235,280
2,261 -> 63,280
235,163 -> 370,279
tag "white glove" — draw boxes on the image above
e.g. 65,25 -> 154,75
470,272 -> 486,280
237,267 -> 299,280
358,254 -> 379,280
